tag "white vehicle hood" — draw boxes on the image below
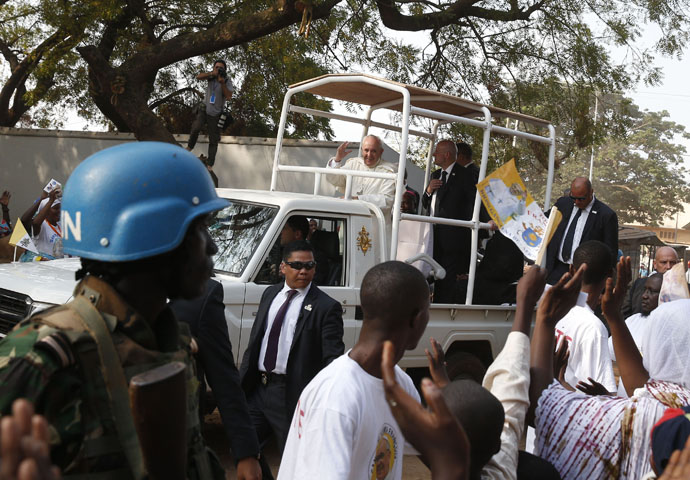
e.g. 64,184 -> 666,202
0,258 -> 80,305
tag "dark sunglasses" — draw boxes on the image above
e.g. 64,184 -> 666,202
569,195 -> 588,201
284,261 -> 316,270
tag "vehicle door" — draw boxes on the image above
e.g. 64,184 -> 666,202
246,212 -> 359,357
209,200 -> 279,368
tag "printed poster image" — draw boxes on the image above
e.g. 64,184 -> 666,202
369,424 -> 398,480
477,159 -> 548,261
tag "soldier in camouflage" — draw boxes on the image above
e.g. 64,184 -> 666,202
0,142 -> 229,479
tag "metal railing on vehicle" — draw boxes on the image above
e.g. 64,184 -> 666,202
270,74 -> 556,305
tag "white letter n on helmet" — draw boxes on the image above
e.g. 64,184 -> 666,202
63,211 -> 81,242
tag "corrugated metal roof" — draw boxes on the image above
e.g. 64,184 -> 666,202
618,225 -> 665,246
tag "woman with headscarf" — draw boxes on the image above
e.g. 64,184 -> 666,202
20,186 -> 63,259
530,257 -> 690,480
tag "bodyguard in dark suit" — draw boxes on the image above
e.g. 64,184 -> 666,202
422,140 -> 490,303
170,278 -> 261,480
240,240 -> 344,479
545,177 -> 618,285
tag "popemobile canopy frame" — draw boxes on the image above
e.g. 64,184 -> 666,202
270,73 -> 556,305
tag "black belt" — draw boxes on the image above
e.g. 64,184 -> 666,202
260,371 -> 286,385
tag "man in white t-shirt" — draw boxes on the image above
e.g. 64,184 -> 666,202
554,240 -> 617,393
607,272 -> 662,397
278,261 -> 430,480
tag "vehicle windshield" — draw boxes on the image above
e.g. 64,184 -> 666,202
210,200 -> 278,276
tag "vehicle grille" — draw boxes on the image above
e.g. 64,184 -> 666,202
0,288 -> 31,335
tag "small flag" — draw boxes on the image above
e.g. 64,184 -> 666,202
477,160 -> 549,261
8,219 -> 38,254
660,262 -> 690,303
536,207 -> 563,268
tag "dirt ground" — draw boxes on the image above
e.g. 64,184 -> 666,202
202,411 -> 431,479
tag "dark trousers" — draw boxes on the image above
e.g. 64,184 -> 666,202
547,259 -> 570,285
517,450 -> 561,479
188,108 -> 221,166
246,374 -> 289,480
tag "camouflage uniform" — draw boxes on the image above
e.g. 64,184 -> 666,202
0,275 -> 223,479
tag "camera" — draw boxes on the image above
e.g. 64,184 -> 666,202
217,67 -> 227,79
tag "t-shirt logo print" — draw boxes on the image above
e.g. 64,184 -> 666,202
369,425 -> 397,480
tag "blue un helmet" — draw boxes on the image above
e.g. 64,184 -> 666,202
61,142 -> 228,261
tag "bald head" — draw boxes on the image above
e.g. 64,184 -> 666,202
571,177 -> 591,191
654,246 -> 679,274
433,140 -> 457,169
569,177 -> 593,210
360,261 -> 430,348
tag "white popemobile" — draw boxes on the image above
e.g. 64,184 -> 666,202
0,73 -> 557,378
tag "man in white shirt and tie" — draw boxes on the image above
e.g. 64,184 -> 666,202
240,240 -> 344,479
421,141 -> 492,303
545,177 -> 618,285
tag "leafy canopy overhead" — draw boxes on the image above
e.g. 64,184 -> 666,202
0,0 -> 688,148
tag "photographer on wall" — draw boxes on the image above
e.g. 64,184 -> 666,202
187,59 -> 234,169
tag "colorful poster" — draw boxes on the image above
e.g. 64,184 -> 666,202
477,160 -> 548,261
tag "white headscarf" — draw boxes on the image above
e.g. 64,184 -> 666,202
641,299 -> 690,387
38,197 -> 61,211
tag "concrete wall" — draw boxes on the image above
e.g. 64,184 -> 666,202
0,128 -> 425,219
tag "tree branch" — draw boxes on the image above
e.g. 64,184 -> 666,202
118,0 -> 342,81
148,86 -> 202,109
0,29 -> 71,125
376,0 -> 549,31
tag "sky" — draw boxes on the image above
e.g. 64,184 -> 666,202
327,33 -> 690,149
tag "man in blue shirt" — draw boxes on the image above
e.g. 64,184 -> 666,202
187,59 -> 234,167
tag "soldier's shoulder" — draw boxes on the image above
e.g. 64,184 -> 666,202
0,305 -> 87,369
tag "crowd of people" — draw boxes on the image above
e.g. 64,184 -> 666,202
1,134 -> 690,480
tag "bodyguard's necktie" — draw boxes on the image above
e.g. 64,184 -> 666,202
263,289 -> 298,373
434,170 -> 448,214
561,208 -> 583,262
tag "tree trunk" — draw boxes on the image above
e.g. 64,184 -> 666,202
79,0 -> 341,143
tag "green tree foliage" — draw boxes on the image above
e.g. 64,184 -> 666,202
0,0 -> 96,127
1,0 -> 690,150
553,105 -> 690,226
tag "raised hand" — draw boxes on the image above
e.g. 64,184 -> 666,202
516,266 -> 547,309
47,187 -> 60,203
658,436 -> 690,479
334,142 -> 352,162
425,338 -> 450,389
601,256 -> 631,323
0,399 -> 61,480
382,341 -> 469,480
537,264 -> 586,328
576,377 -> 610,396
553,337 -> 571,388
0,191 -> 10,207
